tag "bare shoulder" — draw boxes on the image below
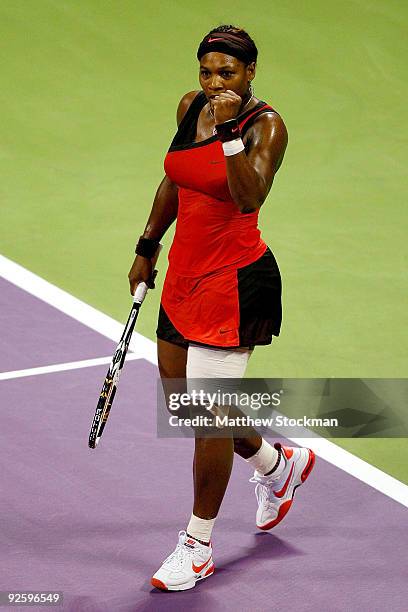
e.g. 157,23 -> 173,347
176,90 -> 201,126
246,110 -> 288,172
251,111 -> 288,147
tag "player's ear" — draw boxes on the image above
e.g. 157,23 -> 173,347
246,62 -> 256,81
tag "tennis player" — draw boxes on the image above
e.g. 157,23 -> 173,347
128,25 -> 315,591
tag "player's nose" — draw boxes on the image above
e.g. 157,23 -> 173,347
209,75 -> 223,91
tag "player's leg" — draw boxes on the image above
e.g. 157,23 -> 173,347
224,348 -> 315,531
153,338 -> 216,591
192,435 -> 234,518
158,335 -> 237,519
221,354 -> 316,531
187,346 -> 250,524
152,344 -> 253,591
157,337 -> 189,431
187,344 -> 281,522
157,336 -> 187,388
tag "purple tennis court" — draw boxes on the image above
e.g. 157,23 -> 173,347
1,276 -> 407,612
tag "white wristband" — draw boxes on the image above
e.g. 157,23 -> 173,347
222,138 -> 245,156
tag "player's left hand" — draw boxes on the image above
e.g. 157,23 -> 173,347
212,90 -> 242,124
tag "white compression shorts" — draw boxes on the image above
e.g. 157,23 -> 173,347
186,344 -> 253,424
186,344 -> 253,379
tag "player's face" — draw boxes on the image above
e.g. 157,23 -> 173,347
199,53 -> 255,109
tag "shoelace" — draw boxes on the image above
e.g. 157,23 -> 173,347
164,531 -> 199,569
251,482 -> 269,505
249,472 -> 282,505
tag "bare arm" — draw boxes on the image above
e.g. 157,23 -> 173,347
212,91 -> 288,213
141,175 -> 179,241
140,90 -> 200,240
128,175 -> 178,294
226,113 -> 288,213
128,91 -> 199,293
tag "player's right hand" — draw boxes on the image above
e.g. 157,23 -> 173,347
128,255 -> 155,295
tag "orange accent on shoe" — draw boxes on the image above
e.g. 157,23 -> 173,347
192,557 -> 212,574
301,450 -> 315,482
151,578 -> 168,590
273,464 -> 294,498
258,500 -> 293,530
204,564 -> 215,576
258,448 -> 316,531
282,446 -> 294,459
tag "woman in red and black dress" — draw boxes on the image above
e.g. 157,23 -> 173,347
128,25 -> 315,591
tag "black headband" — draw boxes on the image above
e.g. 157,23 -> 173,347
197,32 -> 257,65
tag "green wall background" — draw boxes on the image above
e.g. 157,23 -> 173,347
1,1 -> 407,481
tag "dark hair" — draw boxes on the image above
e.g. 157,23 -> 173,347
197,25 -> 258,65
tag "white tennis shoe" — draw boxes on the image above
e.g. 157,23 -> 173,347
250,442 -> 315,530
151,531 -> 214,591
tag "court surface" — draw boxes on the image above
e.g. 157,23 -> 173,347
1,271 -> 407,612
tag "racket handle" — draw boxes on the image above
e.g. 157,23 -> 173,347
133,280 -> 148,304
133,244 -> 162,304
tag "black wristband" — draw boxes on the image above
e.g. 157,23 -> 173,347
135,236 -> 160,258
215,118 -> 241,143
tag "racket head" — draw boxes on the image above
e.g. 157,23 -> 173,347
88,374 -> 119,448
88,336 -> 128,448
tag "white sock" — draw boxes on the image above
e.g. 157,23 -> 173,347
245,439 -> 282,476
186,514 -> 216,544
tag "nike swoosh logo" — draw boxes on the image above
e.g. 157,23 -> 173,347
208,37 -> 224,42
192,557 -> 212,574
273,464 -> 294,498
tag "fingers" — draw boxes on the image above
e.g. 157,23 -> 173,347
213,91 -> 241,103
128,277 -> 155,295
129,279 -> 136,295
128,256 -> 155,294
212,94 -> 240,108
212,91 -> 242,123
148,269 -> 158,289
213,90 -> 240,99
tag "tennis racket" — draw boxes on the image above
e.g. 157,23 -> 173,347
88,245 -> 162,448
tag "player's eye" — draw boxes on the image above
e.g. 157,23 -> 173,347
221,71 -> 233,78
200,70 -> 210,78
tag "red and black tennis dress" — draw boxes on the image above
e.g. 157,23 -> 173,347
156,91 -> 282,349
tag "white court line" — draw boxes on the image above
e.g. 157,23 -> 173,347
0,353 -> 141,381
290,436 -> 408,509
270,410 -> 408,508
1,253 -> 407,508
0,254 -> 157,364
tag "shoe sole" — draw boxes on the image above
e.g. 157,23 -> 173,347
151,564 -> 215,591
257,448 -> 315,530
